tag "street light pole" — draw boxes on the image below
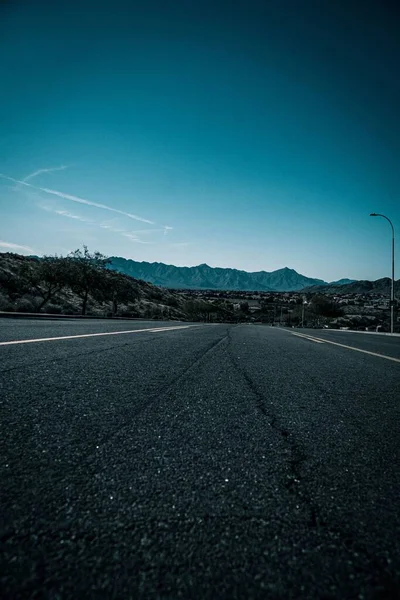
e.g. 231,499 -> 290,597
370,213 -> 395,334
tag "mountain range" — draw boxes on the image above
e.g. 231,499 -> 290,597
109,257 -> 355,292
303,278 -> 400,295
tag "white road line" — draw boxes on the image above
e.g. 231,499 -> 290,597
291,332 -> 325,344
289,331 -> 400,364
0,325 -> 200,347
323,329 -> 400,338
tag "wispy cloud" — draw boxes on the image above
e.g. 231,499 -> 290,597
99,220 -> 127,233
0,173 -> 156,225
40,205 -> 153,245
128,227 -> 173,236
55,209 -> 93,223
39,204 -> 93,224
2,169 -> 175,251
170,242 -> 190,247
22,165 -> 69,183
12,165 -> 69,193
122,233 -> 153,244
0,240 -> 35,253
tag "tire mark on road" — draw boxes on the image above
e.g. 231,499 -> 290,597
90,328 -> 232,452
3,327 -> 233,484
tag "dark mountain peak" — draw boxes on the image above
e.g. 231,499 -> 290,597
303,276 -> 399,295
329,278 -> 356,286
108,257 -> 328,291
278,267 -> 297,273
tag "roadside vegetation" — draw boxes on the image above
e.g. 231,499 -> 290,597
0,248 -> 397,329
0,248 -> 236,322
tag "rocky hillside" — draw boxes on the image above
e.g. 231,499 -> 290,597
0,252 -> 235,322
109,258 -> 326,291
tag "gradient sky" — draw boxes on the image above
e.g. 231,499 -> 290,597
1,0 -> 399,281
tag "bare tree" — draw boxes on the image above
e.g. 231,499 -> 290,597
20,256 -> 67,312
65,246 -> 110,315
103,270 -> 139,315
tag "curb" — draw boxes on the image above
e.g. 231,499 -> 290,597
0,312 -> 151,321
327,329 -> 400,338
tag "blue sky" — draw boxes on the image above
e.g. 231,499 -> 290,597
1,0 -> 399,281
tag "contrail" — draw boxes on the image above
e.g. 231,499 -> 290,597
22,165 -> 69,183
40,187 -> 155,224
0,173 -> 155,225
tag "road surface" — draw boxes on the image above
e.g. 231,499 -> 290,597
1,319 -> 399,599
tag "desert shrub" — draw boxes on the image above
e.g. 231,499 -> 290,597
0,293 -> 13,311
119,304 -> 140,318
18,294 -> 43,312
150,290 -> 163,301
46,304 -> 63,314
166,296 -> 179,308
15,298 -> 36,312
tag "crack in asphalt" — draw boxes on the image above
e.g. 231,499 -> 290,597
88,328 -> 231,452
0,336 -> 158,376
225,329 -> 314,509
1,328 -> 235,547
1,327 -> 233,489
224,327 -> 395,582
2,323 -> 399,596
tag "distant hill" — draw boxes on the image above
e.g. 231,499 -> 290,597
329,278 -> 356,286
108,258 -> 326,291
304,277 -> 400,295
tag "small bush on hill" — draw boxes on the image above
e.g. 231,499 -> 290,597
15,298 -> 36,312
0,293 -> 13,311
46,304 -> 63,314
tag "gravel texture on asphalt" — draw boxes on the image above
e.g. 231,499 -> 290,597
1,319 -> 399,599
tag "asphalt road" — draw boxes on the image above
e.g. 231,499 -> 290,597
291,327 -> 400,360
1,319 -> 399,599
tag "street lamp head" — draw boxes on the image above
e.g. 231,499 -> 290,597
370,213 -> 378,217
